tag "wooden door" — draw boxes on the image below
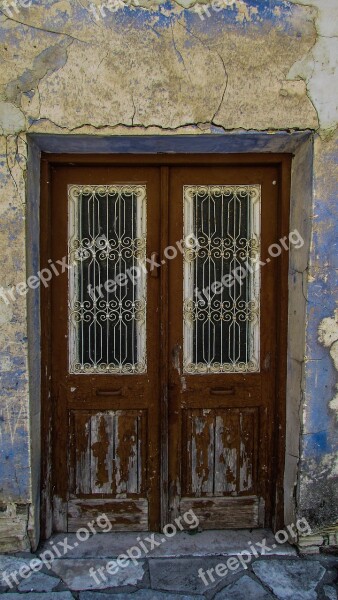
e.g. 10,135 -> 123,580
49,165 -> 161,531
44,157 -> 286,534
168,166 -> 279,529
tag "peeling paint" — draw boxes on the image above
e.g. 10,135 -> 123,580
0,103 -> 25,135
288,0 -> 338,133
5,41 -> 72,105
318,309 -> 338,419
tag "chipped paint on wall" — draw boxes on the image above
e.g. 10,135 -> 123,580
0,502 -> 29,552
0,1 -> 319,133
288,0 -> 338,134
318,309 -> 338,426
297,130 -> 338,530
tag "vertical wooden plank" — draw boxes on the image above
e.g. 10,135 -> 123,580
273,157 -> 291,530
115,411 -> 140,495
160,166 -> 169,528
40,157 -> 53,538
136,412 -> 144,494
72,412 -> 91,495
214,410 -> 239,495
259,165 -> 279,526
144,166 -> 161,531
90,412 -> 111,493
50,163 -> 71,532
239,410 -> 255,493
190,409 -> 215,496
182,409 -> 191,496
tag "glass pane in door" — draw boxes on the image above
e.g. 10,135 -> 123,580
68,184 -> 147,374
183,185 -> 260,373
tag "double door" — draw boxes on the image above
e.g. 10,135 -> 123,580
47,160 -> 281,532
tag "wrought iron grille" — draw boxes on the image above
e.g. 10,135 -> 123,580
68,184 -> 147,374
183,185 -> 261,373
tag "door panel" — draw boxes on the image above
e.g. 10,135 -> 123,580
68,409 -> 148,531
182,407 -> 259,496
50,166 -> 161,531
168,166 -> 278,529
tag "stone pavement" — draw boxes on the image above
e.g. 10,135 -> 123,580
0,531 -> 337,600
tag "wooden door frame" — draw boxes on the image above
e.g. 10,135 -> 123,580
40,153 -> 291,538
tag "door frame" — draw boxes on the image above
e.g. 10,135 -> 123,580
40,153 -> 291,538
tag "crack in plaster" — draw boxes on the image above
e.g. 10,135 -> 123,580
5,137 -> 20,200
27,118 -> 317,136
175,20 -> 228,124
4,135 -> 27,205
1,2 -> 319,132
171,23 -> 193,86
0,10 -> 90,44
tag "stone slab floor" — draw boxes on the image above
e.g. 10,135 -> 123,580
0,531 -> 337,600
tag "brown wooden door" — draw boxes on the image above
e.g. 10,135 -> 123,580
50,165 -> 161,531
45,159 -> 283,533
168,166 -> 279,529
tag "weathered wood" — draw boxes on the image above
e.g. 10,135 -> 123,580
45,164 -> 161,532
168,164 -> 288,529
40,157 -> 53,540
239,409 -> 257,493
273,157 -> 292,530
215,410 -> 239,495
41,156 -> 290,534
188,409 -> 215,496
70,410 -> 146,496
183,408 -> 259,498
180,496 -> 260,529
43,154 -> 293,166
160,166 -> 170,529
68,499 -> 148,531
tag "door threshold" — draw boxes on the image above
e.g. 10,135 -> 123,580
38,529 -> 297,559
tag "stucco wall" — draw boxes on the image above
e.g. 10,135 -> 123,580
0,0 -> 336,551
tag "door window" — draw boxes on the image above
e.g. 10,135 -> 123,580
68,184 -> 147,374
183,184 -> 260,373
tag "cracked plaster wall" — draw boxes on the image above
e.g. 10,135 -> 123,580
0,0 -> 336,550
298,131 -> 338,532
